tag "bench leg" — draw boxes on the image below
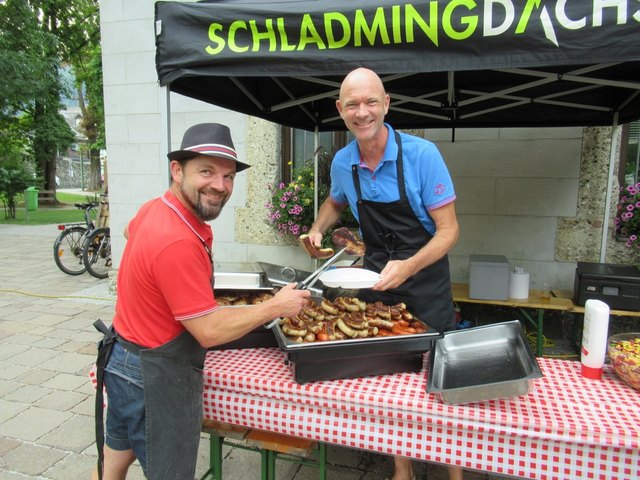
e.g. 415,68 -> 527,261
318,443 -> 327,480
212,435 -> 224,480
265,442 -> 327,480
261,448 -> 271,480
200,434 -> 224,480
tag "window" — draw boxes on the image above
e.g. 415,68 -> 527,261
280,127 -> 348,184
614,121 -> 640,244
620,121 -> 640,187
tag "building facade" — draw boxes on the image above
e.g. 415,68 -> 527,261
100,0 -> 639,291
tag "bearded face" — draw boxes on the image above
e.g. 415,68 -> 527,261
172,156 -> 236,222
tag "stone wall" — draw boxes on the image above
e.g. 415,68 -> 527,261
56,154 -> 91,189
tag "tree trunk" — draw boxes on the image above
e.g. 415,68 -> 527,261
33,100 -> 59,205
88,148 -> 101,191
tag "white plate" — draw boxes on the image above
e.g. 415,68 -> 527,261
318,268 -> 380,289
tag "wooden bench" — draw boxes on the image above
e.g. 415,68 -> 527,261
200,420 -> 327,480
38,189 -> 56,205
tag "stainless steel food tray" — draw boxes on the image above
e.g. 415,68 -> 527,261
427,320 -> 543,404
213,262 -> 273,290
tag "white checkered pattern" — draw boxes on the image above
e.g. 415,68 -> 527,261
202,349 -> 640,480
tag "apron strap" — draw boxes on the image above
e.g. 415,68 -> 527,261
92,319 -> 117,480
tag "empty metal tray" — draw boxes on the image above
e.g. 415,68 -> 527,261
427,320 -> 543,404
213,262 -> 272,290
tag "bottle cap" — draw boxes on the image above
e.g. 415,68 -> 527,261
581,363 -> 603,379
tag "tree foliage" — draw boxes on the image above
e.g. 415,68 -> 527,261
0,164 -> 36,219
0,0 -> 103,195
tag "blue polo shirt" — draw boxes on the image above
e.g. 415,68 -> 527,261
329,124 -> 456,235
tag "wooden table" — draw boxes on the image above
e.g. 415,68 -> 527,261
451,283 -> 640,356
203,348 -> 640,480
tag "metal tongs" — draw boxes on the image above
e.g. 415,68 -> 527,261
264,247 -> 346,329
295,246 -> 347,291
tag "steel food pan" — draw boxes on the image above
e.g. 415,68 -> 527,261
258,262 -> 323,296
213,271 -> 272,290
427,320 -> 543,404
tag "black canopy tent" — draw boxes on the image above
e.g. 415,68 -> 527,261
154,0 -> 640,260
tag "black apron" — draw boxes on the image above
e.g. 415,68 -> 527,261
94,324 -> 206,480
140,330 -> 207,479
354,131 -> 455,333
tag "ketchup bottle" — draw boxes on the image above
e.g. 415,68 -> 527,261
580,299 -> 610,379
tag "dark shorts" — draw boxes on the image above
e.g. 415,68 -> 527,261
104,341 -> 147,471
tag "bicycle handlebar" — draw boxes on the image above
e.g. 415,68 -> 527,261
74,202 -> 99,209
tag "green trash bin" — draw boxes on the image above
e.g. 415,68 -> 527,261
24,186 -> 39,211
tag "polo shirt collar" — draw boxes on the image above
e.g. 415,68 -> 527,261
161,190 -> 213,246
351,123 -> 398,171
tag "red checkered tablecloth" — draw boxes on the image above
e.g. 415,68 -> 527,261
202,348 -> 640,480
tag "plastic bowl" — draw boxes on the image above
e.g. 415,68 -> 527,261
607,332 -> 640,390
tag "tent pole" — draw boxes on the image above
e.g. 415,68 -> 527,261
599,113 -> 619,263
314,127 -> 319,219
160,86 -> 172,186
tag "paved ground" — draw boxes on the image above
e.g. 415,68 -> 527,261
0,223 -> 526,480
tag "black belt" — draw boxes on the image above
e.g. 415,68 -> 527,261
116,335 -> 146,355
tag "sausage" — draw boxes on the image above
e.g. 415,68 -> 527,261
320,299 -> 339,315
336,318 -> 359,338
367,318 -> 394,330
331,227 -> 366,256
336,296 -> 361,312
308,320 -> 324,334
303,306 -> 325,321
282,323 -> 308,337
299,234 -> 334,259
323,319 -> 336,340
343,312 -> 367,330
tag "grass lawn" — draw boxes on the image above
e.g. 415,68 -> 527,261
1,191 -> 102,226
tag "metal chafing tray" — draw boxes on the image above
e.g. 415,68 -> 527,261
211,262 -> 323,350
273,311 -> 442,384
427,320 -> 543,404
213,262 -> 273,290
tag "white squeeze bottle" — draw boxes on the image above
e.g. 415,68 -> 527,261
580,299 -> 610,379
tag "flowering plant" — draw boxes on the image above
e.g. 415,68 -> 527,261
265,164 -> 327,239
615,182 -> 640,248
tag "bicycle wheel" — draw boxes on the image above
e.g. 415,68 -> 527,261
53,226 -> 89,275
82,227 -> 112,279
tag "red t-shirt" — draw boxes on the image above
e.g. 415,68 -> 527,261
112,190 -> 218,347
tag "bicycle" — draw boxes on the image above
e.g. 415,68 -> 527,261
53,202 -> 99,275
81,196 -> 111,279
82,226 -> 111,279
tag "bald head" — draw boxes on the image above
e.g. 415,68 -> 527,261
339,68 -> 386,101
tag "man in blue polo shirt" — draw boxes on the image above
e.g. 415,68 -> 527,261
306,68 -> 462,480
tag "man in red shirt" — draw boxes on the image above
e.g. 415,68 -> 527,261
96,123 -> 310,479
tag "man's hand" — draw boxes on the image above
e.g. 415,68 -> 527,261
373,259 -> 414,291
271,283 -> 311,318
